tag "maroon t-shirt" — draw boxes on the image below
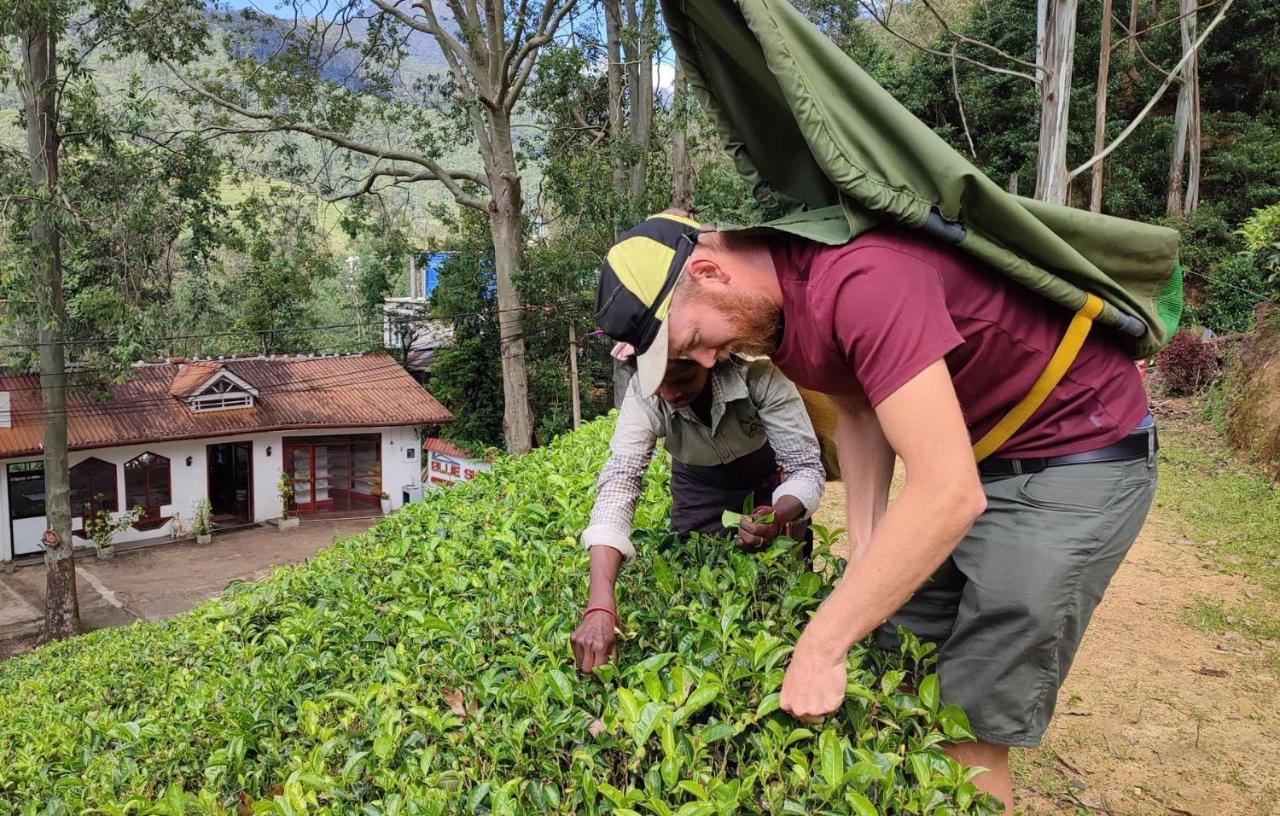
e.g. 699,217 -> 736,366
769,228 -> 1149,458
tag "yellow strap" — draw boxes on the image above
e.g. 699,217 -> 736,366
972,294 -> 1106,462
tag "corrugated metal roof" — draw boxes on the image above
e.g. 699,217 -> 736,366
167,361 -> 225,397
0,353 -> 452,459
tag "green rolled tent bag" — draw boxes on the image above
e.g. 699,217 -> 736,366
661,0 -> 1183,474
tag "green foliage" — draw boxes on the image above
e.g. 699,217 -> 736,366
81,506 -> 143,553
276,471 -> 295,519
1237,203 -> 1280,291
1158,425 -> 1280,667
425,210 -> 506,448
190,498 -> 213,537
0,418 -> 998,814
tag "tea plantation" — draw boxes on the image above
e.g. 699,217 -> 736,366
0,418 -> 998,815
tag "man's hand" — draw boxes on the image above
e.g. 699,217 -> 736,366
780,635 -> 848,723
571,609 -> 617,672
735,494 -> 805,552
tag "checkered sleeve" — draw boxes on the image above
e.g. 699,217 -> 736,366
750,364 -> 827,518
581,383 -> 661,565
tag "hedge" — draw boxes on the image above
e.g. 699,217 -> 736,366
0,418 -> 998,815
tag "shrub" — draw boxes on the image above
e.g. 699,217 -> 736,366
1155,331 -> 1221,396
1237,203 -> 1280,293
0,419 -> 997,815
1191,252 -> 1270,334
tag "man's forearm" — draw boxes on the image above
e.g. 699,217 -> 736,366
585,546 -> 624,610
799,480 -> 983,659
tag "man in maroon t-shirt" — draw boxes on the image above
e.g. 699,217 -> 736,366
594,213 -> 1158,812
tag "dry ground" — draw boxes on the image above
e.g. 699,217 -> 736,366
812,410 -> 1280,816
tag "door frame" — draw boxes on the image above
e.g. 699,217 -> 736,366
282,441 -> 316,514
205,441 -> 254,523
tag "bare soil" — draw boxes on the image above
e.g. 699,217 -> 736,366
812,435 -> 1280,815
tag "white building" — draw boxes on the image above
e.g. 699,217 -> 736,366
0,353 -> 453,562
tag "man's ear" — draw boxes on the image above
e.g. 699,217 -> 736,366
686,256 -> 731,285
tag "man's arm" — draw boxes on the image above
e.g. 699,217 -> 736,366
580,385 -> 662,564
573,385 -> 661,671
827,391 -> 895,563
780,360 -> 985,719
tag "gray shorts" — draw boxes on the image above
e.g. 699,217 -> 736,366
876,454 -> 1158,747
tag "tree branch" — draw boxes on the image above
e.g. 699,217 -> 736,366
950,45 -> 977,158
856,0 -> 1039,84
163,61 -> 490,210
321,167 -> 450,202
1069,0 -> 1234,180
921,0 -> 1045,72
503,0 -> 576,107
369,0 -> 482,93
1111,0 -> 1220,50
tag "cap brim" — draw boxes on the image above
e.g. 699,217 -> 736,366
635,321 -> 670,398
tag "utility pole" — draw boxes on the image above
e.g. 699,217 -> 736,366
568,320 -> 581,430
345,255 -> 363,344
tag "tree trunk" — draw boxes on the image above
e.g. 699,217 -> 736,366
485,113 -> 534,454
1165,0 -> 1196,216
1035,0 -> 1079,205
1090,0 -> 1114,212
605,0 -> 626,201
624,0 -> 655,202
1127,0 -> 1140,59
1183,0 -> 1201,213
671,61 -> 693,211
23,25 -> 79,642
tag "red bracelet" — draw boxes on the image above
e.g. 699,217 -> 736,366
582,606 -> 619,627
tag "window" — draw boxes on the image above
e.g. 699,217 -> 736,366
187,375 -> 256,412
70,458 -> 118,515
189,394 -> 253,411
124,452 -> 171,521
6,462 -> 45,520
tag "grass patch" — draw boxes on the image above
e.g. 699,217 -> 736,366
1157,423 -> 1280,664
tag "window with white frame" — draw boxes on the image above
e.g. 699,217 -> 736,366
187,374 -> 257,412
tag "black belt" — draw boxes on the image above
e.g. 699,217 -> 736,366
978,424 -> 1157,477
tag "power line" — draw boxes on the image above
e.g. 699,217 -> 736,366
2,306 -> 596,400
4,316 -> 597,421
0,295 -> 597,353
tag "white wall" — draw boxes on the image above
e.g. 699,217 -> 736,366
1,425 -> 424,561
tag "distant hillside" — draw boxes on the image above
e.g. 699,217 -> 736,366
216,1 -> 452,90
1,2 -> 543,247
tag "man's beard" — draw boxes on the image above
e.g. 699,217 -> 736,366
698,286 -> 782,359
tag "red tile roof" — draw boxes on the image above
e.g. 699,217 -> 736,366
0,353 -> 452,459
167,361 -> 226,397
423,437 -> 478,459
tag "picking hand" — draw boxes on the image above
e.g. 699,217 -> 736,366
735,505 -> 783,552
571,608 -> 617,672
779,636 -> 847,723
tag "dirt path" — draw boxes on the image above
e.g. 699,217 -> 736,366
813,452 -> 1280,815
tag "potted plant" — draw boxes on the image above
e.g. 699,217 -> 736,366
82,503 -> 143,560
379,491 -> 391,515
190,498 -> 214,545
277,471 -> 299,531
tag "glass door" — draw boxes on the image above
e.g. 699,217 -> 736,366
284,444 -> 315,514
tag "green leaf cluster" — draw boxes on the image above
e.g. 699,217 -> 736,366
0,417 -> 997,815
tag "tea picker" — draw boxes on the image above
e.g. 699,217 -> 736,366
569,340 -> 825,673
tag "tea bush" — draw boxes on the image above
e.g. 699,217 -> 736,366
0,419 -> 997,815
